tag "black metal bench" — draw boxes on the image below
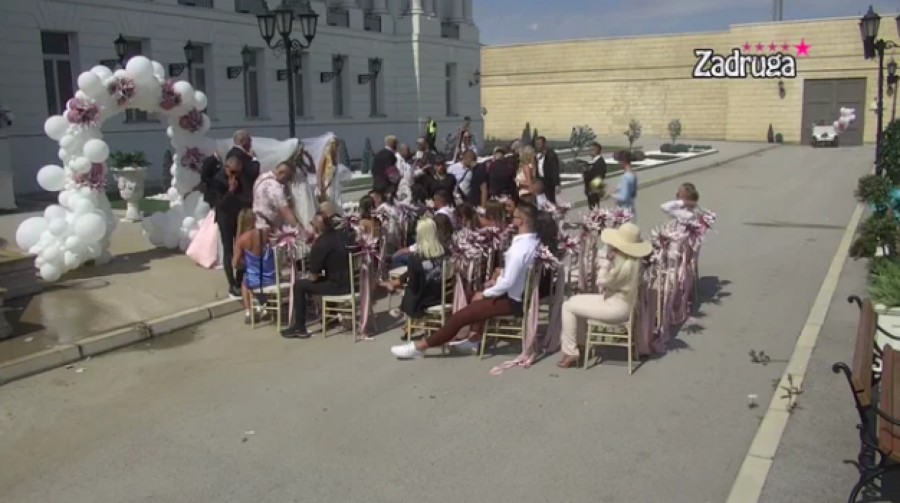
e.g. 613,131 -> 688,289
833,295 -> 900,502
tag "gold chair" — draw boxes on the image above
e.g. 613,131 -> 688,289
584,303 -> 638,374
479,266 -> 536,359
406,260 -> 455,341
320,250 -> 365,339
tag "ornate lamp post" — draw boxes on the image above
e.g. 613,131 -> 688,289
256,1 -> 318,138
859,5 -> 900,175
114,34 -> 128,65
169,41 -> 196,83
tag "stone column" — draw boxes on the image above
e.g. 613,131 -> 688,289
422,0 -> 435,16
449,0 -> 464,22
463,0 -> 473,23
409,0 -> 423,14
371,0 -> 388,13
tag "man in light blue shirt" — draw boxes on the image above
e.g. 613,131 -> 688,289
613,150 -> 637,221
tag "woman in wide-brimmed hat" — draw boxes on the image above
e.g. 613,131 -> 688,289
556,222 -> 651,368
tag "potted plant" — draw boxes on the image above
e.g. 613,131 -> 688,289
668,119 -> 682,146
108,150 -> 150,222
624,119 -> 642,151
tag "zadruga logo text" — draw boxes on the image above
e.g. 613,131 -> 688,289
692,48 -> 797,79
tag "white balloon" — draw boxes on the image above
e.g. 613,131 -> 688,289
194,201 -> 210,220
16,217 -> 48,251
43,246 -> 62,264
44,205 -> 67,221
193,91 -> 208,110
84,243 -> 102,259
167,187 -> 180,201
58,191 -> 71,209
182,216 -> 196,229
39,264 -> 62,282
37,165 -> 66,192
64,235 -> 83,249
71,198 -> 94,215
91,65 -> 113,81
77,71 -> 104,96
125,56 -> 154,79
152,61 -> 166,79
59,135 -> 75,149
58,149 -> 70,162
113,69 -> 128,79
199,114 -> 211,134
71,156 -> 92,174
173,81 -> 194,103
63,251 -> 80,269
83,139 -> 110,163
166,126 -> 176,139
44,116 -> 69,140
73,213 -> 107,243
849,114 -> 856,122
163,233 -> 179,249
48,218 -> 69,237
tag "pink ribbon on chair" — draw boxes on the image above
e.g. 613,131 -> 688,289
451,270 -> 470,341
578,233 -> 596,293
540,261 -> 568,355
357,253 -> 377,341
490,265 -> 544,375
287,257 -> 298,325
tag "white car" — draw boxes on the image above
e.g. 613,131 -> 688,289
811,124 -> 839,147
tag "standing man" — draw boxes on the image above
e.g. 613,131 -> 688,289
228,130 -> 260,192
372,135 -> 398,196
454,150 -> 487,207
583,142 -> 607,210
212,157 -> 253,298
534,136 -> 561,204
488,145 -> 516,200
424,116 -> 438,153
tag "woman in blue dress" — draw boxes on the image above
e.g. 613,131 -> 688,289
233,209 -> 277,324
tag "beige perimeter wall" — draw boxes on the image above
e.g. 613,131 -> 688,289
481,17 -> 884,144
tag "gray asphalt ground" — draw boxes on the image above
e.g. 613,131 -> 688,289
0,144 -> 874,503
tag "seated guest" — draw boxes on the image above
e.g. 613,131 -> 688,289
555,223 -> 650,368
479,200 -> 507,229
433,190 -> 455,226
382,217 -> 446,297
433,213 -> 454,248
391,204 -> 554,359
661,183 -> 700,220
455,203 -> 478,230
583,142 -> 607,210
357,195 -> 377,237
233,209 -> 276,324
426,155 -> 456,198
281,212 -> 351,339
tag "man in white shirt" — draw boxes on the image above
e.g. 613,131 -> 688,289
432,191 -> 456,227
391,203 -> 542,359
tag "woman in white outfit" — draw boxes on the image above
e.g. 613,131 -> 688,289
288,143 -> 317,229
556,222 -> 651,368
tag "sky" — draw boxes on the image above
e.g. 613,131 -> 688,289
476,0 -> 900,45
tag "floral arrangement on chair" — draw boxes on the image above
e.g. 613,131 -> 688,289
582,206 -> 634,234
270,225 -> 304,262
534,244 -> 561,271
542,199 -> 572,223
65,98 -> 100,126
338,209 -> 361,231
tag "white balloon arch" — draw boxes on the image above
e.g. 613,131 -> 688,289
15,56 -> 214,282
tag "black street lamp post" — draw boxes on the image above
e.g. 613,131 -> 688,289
256,1 -> 318,138
169,40 -> 196,83
860,5 -> 900,175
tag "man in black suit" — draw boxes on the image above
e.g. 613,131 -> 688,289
227,130 -> 260,191
487,146 -> 516,200
210,156 -> 254,298
582,142 -> 607,210
534,136 -> 561,204
372,134 -> 398,196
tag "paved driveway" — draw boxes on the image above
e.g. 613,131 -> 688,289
0,145 -> 872,503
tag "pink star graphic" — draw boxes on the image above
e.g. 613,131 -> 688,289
756,42 -> 764,51
742,42 -> 751,51
781,42 -> 790,51
768,42 -> 777,51
794,38 -> 811,56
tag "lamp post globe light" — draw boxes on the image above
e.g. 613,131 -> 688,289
256,1 -> 318,138
860,5 -> 900,175
114,33 -> 128,65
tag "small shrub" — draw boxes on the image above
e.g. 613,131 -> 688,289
673,144 -> 690,153
667,119 -> 682,144
775,133 -> 784,143
109,151 -> 151,169
851,212 -> 899,258
569,125 -> 597,158
632,150 -> 646,162
660,143 -> 673,153
869,258 -> 900,307
531,128 -> 539,147
624,119 -> 642,150
521,122 -> 532,146
338,138 -> 351,166
856,174 -> 892,207
880,120 -> 900,183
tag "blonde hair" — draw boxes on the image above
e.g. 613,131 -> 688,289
233,130 -> 249,143
319,137 -> 337,184
237,208 -> 255,237
519,145 -> 535,166
414,217 -> 444,259
600,248 -> 642,306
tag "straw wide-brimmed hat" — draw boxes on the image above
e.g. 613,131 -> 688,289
600,222 -> 652,258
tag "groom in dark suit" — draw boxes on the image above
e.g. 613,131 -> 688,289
535,136 -> 561,203
227,130 -> 260,191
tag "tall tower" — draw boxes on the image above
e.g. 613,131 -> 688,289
772,0 -> 783,21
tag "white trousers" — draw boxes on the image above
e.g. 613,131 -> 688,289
561,294 -> 630,356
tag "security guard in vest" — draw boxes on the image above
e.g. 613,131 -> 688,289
425,116 -> 437,153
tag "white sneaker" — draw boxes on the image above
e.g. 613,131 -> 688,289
391,342 -> 424,359
448,339 -> 479,354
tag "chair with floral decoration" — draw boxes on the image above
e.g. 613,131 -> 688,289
479,264 -> 538,359
405,260 -> 455,341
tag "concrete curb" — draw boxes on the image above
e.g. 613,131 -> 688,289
0,144 -> 774,386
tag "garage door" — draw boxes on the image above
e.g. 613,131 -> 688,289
800,78 -> 866,146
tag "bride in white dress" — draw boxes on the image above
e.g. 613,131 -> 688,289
288,143 -> 317,230
303,133 -> 351,210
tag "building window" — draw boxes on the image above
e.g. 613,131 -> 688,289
244,49 -> 260,118
190,44 -> 211,115
333,56 -> 346,118
369,58 -> 382,117
293,52 -> 308,117
123,40 -> 150,122
327,8 -> 350,27
364,13 -> 382,32
178,0 -> 213,7
41,32 -> 75,116
234,0 -> 266,13
441,22 -> 460,39
445,63 -> 458,116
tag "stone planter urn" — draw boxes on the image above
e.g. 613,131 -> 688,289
109,167 -> 146,222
